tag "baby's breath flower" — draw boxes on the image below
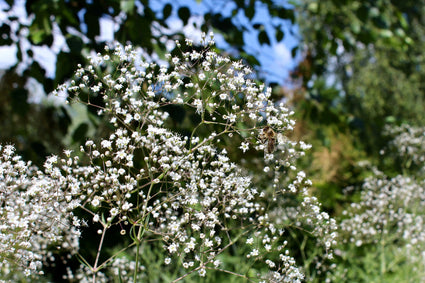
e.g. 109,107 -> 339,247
0,35 -> 336,282
198,268 -> 206,277
93,214 -> 100,222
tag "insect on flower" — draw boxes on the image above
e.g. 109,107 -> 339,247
259,126 -> 277,153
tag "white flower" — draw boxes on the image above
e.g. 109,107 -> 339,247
91,198 -> 101,207
168,243 -> 179,253
193,99 -> 203,114
227,113 -> 236,123
198,268 -> 206,277
239,142 -> 249,153
110,208 -> 119,216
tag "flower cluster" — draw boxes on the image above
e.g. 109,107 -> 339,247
326,124 -> 425,281
0,145 -> 81,279
384,124 -> 425,170
339,123 -> 425,271
340,173 -> 425,249
2,34 -> 336,281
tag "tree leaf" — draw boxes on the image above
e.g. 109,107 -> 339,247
66,35 -> 83,55
258,30 -> 270,45
276,28 -> 284,42
55,51 -> 84,85
163,3 -> 172,20
253,23 -> 263,29
178,7 -> 190,25
120,0 -> 135,13
72,122 -> 89,144
291,46 -> 298,58
28,61 -> 46,84
245,5 -> 255,20
10,88 -> 29,116
85,5 -> 100,39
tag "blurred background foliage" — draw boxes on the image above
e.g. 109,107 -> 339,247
1,0 -> 425,281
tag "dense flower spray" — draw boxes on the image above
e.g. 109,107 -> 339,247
1,33 -> 336,282
0,145 -> 81,280
331,124 -> 425,282
384,124 -> 425,170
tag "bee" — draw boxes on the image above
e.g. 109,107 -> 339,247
259,126 -> 277,153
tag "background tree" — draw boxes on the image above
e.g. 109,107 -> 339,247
287,0 -> 425,200
290,1 -> 425,281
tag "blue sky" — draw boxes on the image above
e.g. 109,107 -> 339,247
0,0 -> 299,84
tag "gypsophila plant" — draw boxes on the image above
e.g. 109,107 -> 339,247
330,172 -> 425,282
384,124 -> 425,172
340,172 -> 425,249
330,126 -> 425,282
0,145 -> 81,280
1,33 -> 336,282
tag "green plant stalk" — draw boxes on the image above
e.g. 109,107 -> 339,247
93,224 -> 108,283
133,169 -> 167,283
380,236 -> 386,277
133,221 -> 146,283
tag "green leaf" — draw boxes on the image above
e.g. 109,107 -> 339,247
253,23 -> 263,29
66,35 -> 83,55
85,5 -> 100,39
379,29 -> 393,38
276,28 -> 284,42
351,21 -> 361,34
28,61 -> 46,84
117,13 -> 153,52
120,0 -> 135,13
10,88 -> 29,116
163,4 -> 172,20
178,7 -> 190,25
55,51 -> 83,85
72,122 -> 89,144
398,12 -> 408,29
369,7 -> 380,18
235,0 -> 244,8
29,27 -> 44,45
307,2 -> 318,13
29,19 -> 53,45
291,46 -> 298,57
58,106 -> 71,135
258,30 -> 270,45
276,7 -> 295,23
244,54 -> 260,66
245,5 -> 255,20
16,44 -> 22,61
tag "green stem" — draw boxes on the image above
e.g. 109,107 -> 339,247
93,224 -> 107,283
134,171 -> 163,282
133,225 -> 143,283
380,236 -> 386,277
